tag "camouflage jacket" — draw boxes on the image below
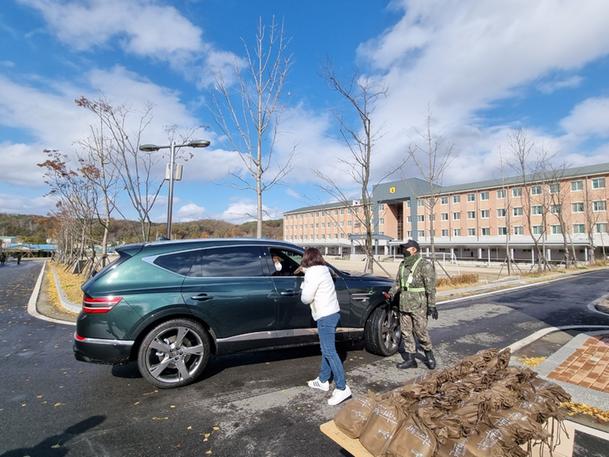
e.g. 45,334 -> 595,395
388,255 -> 436,313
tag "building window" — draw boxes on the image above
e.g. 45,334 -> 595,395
513,207 -> 523,216
379,218 -> 384,224
532,205 -> 543,215
441,229 -> 449,236
321,234 -> 326,239
406,200 -> 411,207
407,231 -> 412,237
497,189 -> 506,198
497,208 -> 506,217
551,225 -> 562,235
512,188 -> 522,197
407,216 -> 412,223
348,221 -> 352,226
531,185 -> 542,195
480,191 -> 489,200
592,178 -> 606,189
514,226 -> 524,235
549,183 -> 560,194
498,227 -> 507,235
596,223 -> 608,233
418,230 -> 425,237
481,227 -> 490,236
571,202 -> 584,213
571,180 -> 583,191
480,209 -> 489,219
453,212 -> 461,220
453,229 -> 461,236
467,193 -> 476,202
550,204 -> 561,214
418,199 -> 425,207
467,211 -> 476,219
441,213 -> 449,221
593,201 -> 607,211
453,195 -> 461,203
441,196 -> 448,204
532,225 -> 543,235
573,224 -> 586,234
467,228 -> 476,236
417,215 -> 425,222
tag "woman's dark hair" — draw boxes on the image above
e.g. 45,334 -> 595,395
301,247 -> 326,268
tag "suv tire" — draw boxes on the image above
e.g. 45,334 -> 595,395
137,318 -> 210,388
364,306 -> 400,356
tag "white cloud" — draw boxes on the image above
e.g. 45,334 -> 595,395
560,97 -> 609,139
176,203 -> 205,222
18,0 -> 243,87
219,200 -> 282,224
0,193 -> 56,215
0,143 -> 47,186
537,75 -> 583,94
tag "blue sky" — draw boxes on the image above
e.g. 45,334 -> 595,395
2,0 -> 609,224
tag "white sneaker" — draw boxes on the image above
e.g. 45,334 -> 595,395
307,377 -> 330,392
328,385 -> 352,406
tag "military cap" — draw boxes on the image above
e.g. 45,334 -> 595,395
400,239 -> 420,251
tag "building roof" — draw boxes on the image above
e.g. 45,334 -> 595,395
423,161 -> 609,196
283,200 -> 363,216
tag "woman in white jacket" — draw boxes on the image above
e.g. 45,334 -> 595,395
300,247 -> 352,406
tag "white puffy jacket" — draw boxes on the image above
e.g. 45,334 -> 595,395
300,265 -> 340,321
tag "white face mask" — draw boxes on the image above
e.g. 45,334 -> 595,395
274,261 -> 282,271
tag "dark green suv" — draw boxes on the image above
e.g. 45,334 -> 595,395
74,239 -> 399,388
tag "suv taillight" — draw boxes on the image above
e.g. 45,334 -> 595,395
82,296 -> 122,314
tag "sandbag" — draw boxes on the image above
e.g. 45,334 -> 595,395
386,416 -> 437,457
334,394 -> 378,439
359,401 -> 407,456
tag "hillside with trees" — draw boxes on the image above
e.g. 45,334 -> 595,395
0,213 -> 283,244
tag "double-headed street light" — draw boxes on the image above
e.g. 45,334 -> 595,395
139,139 -> 211,240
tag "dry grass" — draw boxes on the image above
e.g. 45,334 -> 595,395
437,273 -> 479,289
49,261 -> 86,304
519,356 -> 546,368
561,401 -> 609,423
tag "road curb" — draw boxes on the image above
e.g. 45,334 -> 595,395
26,261 -> 75,326
506,325 -> 609,353
50,265 -> 82,314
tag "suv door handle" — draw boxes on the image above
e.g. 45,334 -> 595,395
279,289 -> 300,296
191,293 -> 212,301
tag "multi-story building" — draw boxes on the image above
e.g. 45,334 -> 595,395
283,163 -> 609,262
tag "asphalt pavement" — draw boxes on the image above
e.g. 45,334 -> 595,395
1,261 -> 609,456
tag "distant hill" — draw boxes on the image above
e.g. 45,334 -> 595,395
0,213 -> 284,244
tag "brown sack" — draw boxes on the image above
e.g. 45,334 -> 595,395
334,394 -> 378,439
386,416 -> 437,457
359,402 -> 407,456
436,439 -> 472,457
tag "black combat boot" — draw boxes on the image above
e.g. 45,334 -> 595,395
396,353 -> 418,369
424,350 -> 436,370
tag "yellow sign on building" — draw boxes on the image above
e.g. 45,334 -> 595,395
389,186 -> 396,194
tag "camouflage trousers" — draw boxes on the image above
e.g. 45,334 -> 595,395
399,309 -> 433,353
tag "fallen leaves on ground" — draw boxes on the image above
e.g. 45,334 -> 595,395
519,356 -> 546,367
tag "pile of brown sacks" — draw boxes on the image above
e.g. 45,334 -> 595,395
334,348 -> 571,457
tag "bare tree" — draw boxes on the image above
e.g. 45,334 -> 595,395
211,17 -> 293,238
315,68 -> 397,274
75,97 -> 163,242
497,148 -> 515,275
408,108 -> 455,268
508,128 -> 549,272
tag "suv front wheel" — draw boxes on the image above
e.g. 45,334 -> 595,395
364,306 -> 400,356
137,319 -> 210,388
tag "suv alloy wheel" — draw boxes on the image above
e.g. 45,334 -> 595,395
137,319 -> 211,388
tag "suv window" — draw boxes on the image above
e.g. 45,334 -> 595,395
154,250 -> 198,276
268,247 -> 303,276
194,246 -> 264,277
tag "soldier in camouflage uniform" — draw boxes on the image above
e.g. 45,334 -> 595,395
385,239 -> 438,370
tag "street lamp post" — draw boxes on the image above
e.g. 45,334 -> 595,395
139,139 -> 211,239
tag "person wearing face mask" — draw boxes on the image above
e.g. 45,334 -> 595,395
300,247 -> 352,406
272,255 -> 285,275
384,239 -> 438,370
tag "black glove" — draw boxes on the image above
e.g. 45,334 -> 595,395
427,307 -> 438,320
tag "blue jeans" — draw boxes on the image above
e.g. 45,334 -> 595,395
317,312 -> 346,390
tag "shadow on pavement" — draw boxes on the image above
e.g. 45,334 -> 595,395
0,415 -> 105,457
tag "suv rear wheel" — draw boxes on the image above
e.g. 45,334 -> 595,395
137,319 -> 210,388
364,306 -> 400,356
